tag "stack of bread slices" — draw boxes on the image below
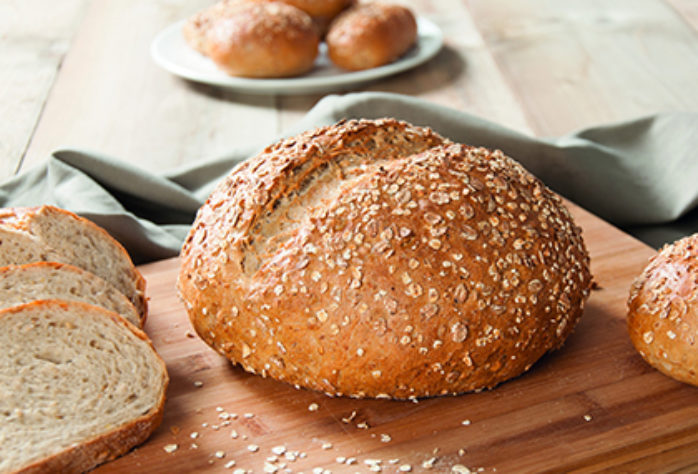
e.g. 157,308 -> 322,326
0,205 -> 168,474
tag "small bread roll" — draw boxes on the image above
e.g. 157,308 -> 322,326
326,3 -> 418,71
627,233 -> 698,386
250,0 -> 355,35
202,1 -> 319,78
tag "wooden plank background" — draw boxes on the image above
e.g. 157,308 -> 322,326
2,0 -> 696,179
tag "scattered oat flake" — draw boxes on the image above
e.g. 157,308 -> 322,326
248,444 -> 259,452
461,419 -> 471,426
215,451 -> 226,459
272,446 -> 286,455
190,431 -> 199,439
284,452 -> 297,461
452,465 -> 471,474
336,456 -> 347,463
163,444 -> 178,454
341,411 -> 357,423
583,414 -> 593,422
230,429 -> 238,439
422,457 -> 437,469
346,457 -> 357,465
233,469 -> 246,474
224,460 -> 236,469
458,448 -> 467,456
321,442 -> 333,450
216,406 -> 224,412
308,402 -> 319,412
264,462 -> 279,473
380,433 -> 392,443
193,380 -> 203,388
357,421 -> 370,429
388,459 -> 400,464
399,465 -> 412,472
244,413 -> 254,418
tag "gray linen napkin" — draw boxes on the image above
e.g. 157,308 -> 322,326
1,92 -> 696,263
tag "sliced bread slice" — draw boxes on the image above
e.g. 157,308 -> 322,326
0,300 -> 168,474
0,206 -> 147,321
0,262 -> 142,328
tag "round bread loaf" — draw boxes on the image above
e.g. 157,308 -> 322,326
178,118 -> 593,399
203,1 -> 319,78
250,0 -> 355,35
326,3 -> 417,71
627,233 -> 698,387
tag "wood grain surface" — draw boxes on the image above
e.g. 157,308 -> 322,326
91,203 -> 698,473
4,0 -> 698,180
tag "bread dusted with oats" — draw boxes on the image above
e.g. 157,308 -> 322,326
250,0 -> 355,35
178,118 -> 593,399
627,233 -> 698,387
184,0 -> 319,78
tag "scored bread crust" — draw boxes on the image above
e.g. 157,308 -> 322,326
627,233 -> 698,386
0,205 -> 147,323
178,118 -> 593,399
1,300 -> 168,474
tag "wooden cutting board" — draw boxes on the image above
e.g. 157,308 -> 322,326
96,203 -> 698,473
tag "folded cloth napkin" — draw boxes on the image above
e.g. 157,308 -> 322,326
1,92 -> 696,264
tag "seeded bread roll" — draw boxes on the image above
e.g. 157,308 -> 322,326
0,205 -> 146,321
195,1 -> 319,78
250,0 -> 355,35
0,300 -> 168,474
0,262 -> 141,328
326,3 -> 417,71
627,233 -> 698,387
178,118 -> 593,399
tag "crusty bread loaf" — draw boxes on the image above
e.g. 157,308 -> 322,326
627,233 -> 698,387
326,3 -> 417,71
250,0 -> 355,35
0,262 -> 141,328
0,205 -> 147,322
178,118 -> 593,399
0,300 -> 168,474
185,0 -> 319,78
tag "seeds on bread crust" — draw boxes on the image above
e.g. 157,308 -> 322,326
627,233 -> 698,386
178,118 -> 593,399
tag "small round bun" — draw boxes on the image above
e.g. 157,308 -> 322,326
203,1 -> 319,78
250,0 -> 355,35
627,233 -> 698,386
178,118 -> 593,399
326,3 -> 417,71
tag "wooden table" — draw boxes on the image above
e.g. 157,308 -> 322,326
2,0 -> 697,180
3,1 -> 698,472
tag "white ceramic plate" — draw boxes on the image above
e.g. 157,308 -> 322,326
151,17 -> 443,95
